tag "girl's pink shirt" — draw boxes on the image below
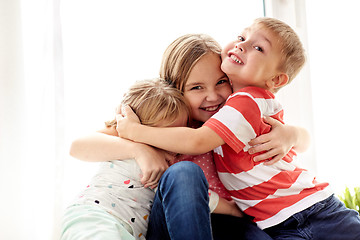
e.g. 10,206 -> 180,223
171,152 -> 232,200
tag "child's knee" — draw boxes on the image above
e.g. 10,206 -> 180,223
166,161 -> 205,182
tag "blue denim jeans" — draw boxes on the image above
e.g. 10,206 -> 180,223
146,161 -> 211,240
264,194 -> 360,240
146,161 -> 272,240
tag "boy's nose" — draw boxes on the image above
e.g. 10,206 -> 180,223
235,44 -> 244,51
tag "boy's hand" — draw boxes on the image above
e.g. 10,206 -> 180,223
248,117 -> 294,165
116,106 -> 141,140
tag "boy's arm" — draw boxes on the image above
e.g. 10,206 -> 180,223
117,106 -> 225,155
248,116 -> 310,164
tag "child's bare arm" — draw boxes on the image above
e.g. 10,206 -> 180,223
213,197 -> 244,217
117,106 -> 225,155
70,129 -> 139,162
248,116 -> 310,164
69,127 -> 171,188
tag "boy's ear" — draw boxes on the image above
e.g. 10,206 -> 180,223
266,73 -> 289,90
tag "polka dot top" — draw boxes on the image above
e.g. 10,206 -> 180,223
172,152 -> 232,200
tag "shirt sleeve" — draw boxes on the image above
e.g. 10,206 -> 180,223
208,189 -> 219,213
204,93 -> 263,153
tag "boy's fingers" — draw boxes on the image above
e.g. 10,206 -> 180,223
264,155 -> 282,165
253,148 -> 277,162
249,134 -> 270,146
263,116 -> 282,127
123,105 -> 134,116
116,114 -> 123,121
249,141 -> 271,154
115,104 -> 122,114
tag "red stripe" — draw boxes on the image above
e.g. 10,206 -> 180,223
205,118 -> 245,153
229,169 -> 303,200
243,189 -> 317,222
214,147 -> 262,173
226,94 -> 270,138
236,87 -> 275,99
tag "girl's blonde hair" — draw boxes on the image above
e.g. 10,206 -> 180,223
106,78 -> 190,127
160,34 -> 222,93
253,17 -> 306,84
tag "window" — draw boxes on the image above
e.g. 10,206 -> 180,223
265,0 -> 360,193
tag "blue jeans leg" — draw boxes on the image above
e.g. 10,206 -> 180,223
265,195 -> 360,240
146,161 -> 212,240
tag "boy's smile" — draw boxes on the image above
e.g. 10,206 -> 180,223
229,53 -> 243,64
221,25 -> 283,92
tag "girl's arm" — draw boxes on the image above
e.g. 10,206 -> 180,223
248,117 -> 310,165
69,126 -> 172,188
213,197 -> 243,217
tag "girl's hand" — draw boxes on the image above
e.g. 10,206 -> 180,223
116,106 -> 141,139
134,144 -> 173,189
248,117 -> 296,165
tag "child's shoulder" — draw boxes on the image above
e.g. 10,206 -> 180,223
231,87 -> 274,99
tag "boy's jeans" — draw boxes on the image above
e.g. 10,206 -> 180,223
146,161 -> 272,240
265,194 -> 360,239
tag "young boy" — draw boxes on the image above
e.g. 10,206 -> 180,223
117,18 -> 360,239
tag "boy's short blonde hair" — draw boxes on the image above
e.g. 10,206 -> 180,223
160,34 -> 222,93
254,17 -> 306,84
106,78 -> 190,127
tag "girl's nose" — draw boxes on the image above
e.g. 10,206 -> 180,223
206,90 -> 219,101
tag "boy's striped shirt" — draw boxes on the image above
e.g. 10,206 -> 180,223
204,86 -> 331,229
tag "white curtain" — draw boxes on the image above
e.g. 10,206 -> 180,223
0,0 -> 64,239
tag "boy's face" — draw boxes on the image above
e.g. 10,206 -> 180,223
221,24 -> 283,92
183,53 -> 232,123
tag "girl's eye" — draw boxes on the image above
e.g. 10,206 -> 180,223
217,79 -> 229,85
254,46 -> 263,52
190,86 -> 202,90
237,36 -> 245,41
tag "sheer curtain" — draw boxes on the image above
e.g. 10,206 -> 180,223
0,0 -> 64,239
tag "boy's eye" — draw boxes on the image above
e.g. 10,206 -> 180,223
254,46 -> 263,52
237,36 -> 245,41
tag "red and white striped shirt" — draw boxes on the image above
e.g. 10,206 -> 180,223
204,86 -> 331,229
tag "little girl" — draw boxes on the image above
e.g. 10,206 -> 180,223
61,78 -> 191,240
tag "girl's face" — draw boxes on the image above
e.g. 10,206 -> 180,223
183,53 -> 232,123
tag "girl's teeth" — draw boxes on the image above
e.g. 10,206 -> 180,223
205,106 -> 218,111
230,54 -> 242,64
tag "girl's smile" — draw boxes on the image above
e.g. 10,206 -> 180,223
184,52 -> 232,123
200,104 -> 222,112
